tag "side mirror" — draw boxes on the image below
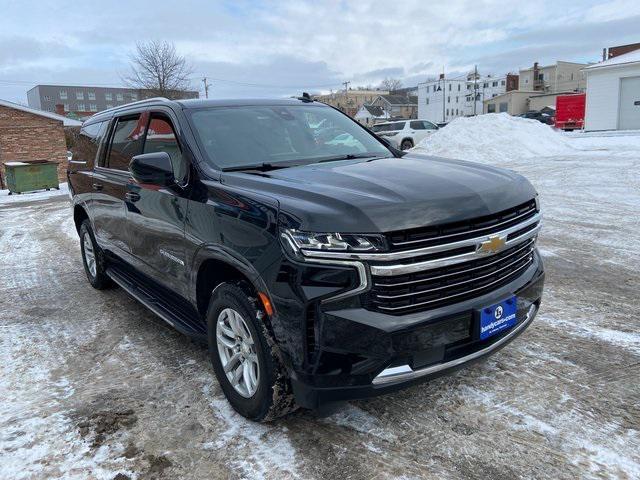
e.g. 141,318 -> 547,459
129,152 -> 175,186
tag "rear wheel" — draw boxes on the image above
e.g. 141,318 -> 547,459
206,283 -> 296,421
401,139 -> 414,150
79,220 -> 113,289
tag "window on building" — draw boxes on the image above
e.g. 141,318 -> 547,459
483,83 -> 488,88
90,104 -> 98,112
539,73 -> 544,81
570,73 -> 574,80
446,109 -> 449,116
116,93 -> 124,101
106,115 -> 145,170
487,104 -> 496,113
525,79 -> 529,84
457,84 -> 461,91
43,95 -> 51,102
144,114 -> 186,182
88,92 -> 96,100
492,93 -> 497,98
76,91 -> 84,100
456,96 -> 459,103
63,104 -> 69,112
59,90 -> 68,100
131,93 -> 138,101
448,83 -> 452,91
499,102 -> 508,113
501,80 -> 506,86
105,92 -> 113,101
426,98 -> 429,105
77,103 -> 85,111
492,81 -> 498,87
447,96 -> 450,103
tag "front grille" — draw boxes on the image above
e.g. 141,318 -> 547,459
387,200 -> 537,252
366,239 -> 536,315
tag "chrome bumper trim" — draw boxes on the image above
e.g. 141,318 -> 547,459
372,303 -> 538,386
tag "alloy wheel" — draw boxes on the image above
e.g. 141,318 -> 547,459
216,308 -> 260,398
83,234 -> 97,277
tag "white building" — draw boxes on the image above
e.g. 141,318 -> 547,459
519,61 -> 587,93
418,73 -> 511,124
354,104 -> 389,126
584,49 -> 640,131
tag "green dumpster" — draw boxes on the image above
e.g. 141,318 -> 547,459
4,160 -> 60,195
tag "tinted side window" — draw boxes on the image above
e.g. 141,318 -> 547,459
73,121 -> 107,165
144,115 -> 186,182
423,121 -> 437,130
107,115 -> 145,171
410,121 -> 425,130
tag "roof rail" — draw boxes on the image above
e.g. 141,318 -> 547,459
97,96 -> 171,115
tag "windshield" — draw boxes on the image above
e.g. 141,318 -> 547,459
371,122 -> 405,132
188,105 -> 390,170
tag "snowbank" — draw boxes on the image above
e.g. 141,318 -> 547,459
412,113 -> 576,162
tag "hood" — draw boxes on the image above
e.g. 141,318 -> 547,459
221,154 -> 537,233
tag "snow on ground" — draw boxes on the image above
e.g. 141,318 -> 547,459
1,125 -> 639,479
412,113 -> 577,161
0,183 -> 69,205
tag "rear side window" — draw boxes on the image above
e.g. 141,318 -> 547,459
107,115 -> 145,171
410,121 -> 425,130
144,114 -> 186,183
74,121 -> 108,165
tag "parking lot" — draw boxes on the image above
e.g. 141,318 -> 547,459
1,136 -> 639,479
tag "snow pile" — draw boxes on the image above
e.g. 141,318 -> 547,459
412,113 -> 576,162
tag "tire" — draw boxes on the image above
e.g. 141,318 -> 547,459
206,283 -> 297,422
401,139 -> 414,150
79,219 -> 113,289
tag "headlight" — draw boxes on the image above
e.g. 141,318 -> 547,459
281,229 -> 386,253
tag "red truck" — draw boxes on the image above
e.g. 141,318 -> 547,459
555,93 -> 585,130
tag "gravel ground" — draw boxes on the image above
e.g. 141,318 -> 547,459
1,143 -> 639,479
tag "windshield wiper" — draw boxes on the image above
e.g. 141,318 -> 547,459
316,153 -> 384,163
222,162 -> 301,172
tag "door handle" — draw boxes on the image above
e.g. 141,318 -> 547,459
125,192 -> 141,202
92,183 -> 103,191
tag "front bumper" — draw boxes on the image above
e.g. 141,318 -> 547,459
288,256 -> 544,409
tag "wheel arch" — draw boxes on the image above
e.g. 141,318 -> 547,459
73,204 -> 89,234
193,249 -> 269,318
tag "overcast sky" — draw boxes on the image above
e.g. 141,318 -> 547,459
1,0 -> 639,103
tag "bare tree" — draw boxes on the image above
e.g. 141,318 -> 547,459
124,41 -> 194,99
380,77 -> 403,92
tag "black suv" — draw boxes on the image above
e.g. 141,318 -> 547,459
68,97 -> 544,421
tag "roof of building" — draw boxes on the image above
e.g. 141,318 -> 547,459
585,48 -> 640,70
362,105 -> 386,116
0,98 -> 82,126
520,61 -> 587,71
378,94 -> 417,105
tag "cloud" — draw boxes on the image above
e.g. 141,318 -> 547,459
0,0 -> 639,103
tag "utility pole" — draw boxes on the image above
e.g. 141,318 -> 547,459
342,81 -> 351,115
202,77 -> 211,99
473,65 -> 478,116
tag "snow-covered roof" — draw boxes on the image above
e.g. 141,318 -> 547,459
0,98 -> 82,126
585,49 -> 640,70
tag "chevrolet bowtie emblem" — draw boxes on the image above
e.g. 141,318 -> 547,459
478,235 -> 506,254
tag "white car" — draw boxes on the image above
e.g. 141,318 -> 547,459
371,119 -> 439,150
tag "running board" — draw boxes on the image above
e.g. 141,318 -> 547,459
106,266 -> 207,342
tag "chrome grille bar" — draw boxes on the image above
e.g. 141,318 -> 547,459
373,239 -> 535,288
373,259 -> 533,312
374,249 -> 533,300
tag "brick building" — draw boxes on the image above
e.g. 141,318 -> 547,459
0,99 -> 81,184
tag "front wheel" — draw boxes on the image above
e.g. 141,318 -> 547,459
401,139 -> 414,150
207,283 -> 296,421
79,220 -> 113,289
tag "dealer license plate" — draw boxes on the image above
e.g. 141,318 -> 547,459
479,296 -> 517,340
